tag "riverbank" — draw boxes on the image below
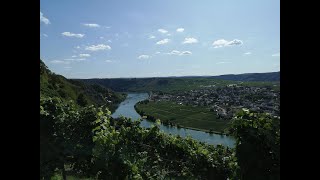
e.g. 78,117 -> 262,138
108,93 -> 128,113
175,125 -> 229,135
145,117 -> 229,135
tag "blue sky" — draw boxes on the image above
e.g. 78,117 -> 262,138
40,0 -> 280,78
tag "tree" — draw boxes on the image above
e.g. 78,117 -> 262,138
77,93 -> 88,107
40,97 -> 100,179
230,109 -> 280,180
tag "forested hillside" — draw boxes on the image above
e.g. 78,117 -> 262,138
77,76 -> 279,93
211,72 -> 280,82
40,59 -> 126,111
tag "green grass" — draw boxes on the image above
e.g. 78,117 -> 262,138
136,101 -> 231,133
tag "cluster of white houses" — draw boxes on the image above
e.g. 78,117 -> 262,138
150,85 -> 280,120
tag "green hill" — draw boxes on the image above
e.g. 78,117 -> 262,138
77,76 -> 279,93
211,71 -> 280,81
40,59 -> 126,112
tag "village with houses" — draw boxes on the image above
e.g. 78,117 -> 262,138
149,84 -> 280,120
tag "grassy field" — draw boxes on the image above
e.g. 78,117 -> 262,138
135,101 -> 231,133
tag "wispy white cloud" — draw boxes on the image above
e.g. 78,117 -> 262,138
272,53 -> 280,57
149,35 -> 156,39
212,39 -> 229,48
138,55 -> 151,59
75,46 -> 81,49
228,39 -> 243,46
99,37 -> 104,39
155,51 -> 161,54
180,51 -> 192,55
216,61 -> 231,64
79,54 -> 91,57
75,58 -> 86,61
167,50 -> 192,56
158,29 -> 168,34
105,60 -> 113,63
40,33 -> 48,38
40,11 -> 50,25
182,37 -> 198,44
64,66 -> 72,69
156,38 -> 170,45
212,39 -> 243,48
107,40 -> 112,43
168,50 -> 181,55
244,52 -> 252,55
82,23 -> 100,28
71,55 -> 77,58
50,60 -> 70,64
64,58 -> 86,62
176,28 -> 184,32
62,32 -> 85,38
85,44 -> 111,51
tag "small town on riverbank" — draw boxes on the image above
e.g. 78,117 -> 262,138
148,84 -> 280,120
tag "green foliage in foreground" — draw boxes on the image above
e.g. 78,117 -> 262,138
41,96 -> 279,180
40,97 -> 239,179
230,110 -> 280,180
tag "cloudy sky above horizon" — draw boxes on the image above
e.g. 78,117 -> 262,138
40,0 -> 280,79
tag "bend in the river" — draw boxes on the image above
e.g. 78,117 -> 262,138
112,93 -> 235,148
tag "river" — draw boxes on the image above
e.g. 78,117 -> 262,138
112,93 -> 235,148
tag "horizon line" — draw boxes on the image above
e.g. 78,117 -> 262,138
70,71 -> 280,80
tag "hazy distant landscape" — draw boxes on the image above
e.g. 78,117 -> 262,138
77,72 -> 280,93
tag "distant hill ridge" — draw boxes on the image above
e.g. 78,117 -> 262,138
76,72 -> 279,93
79,71 -> 280,82
210,71 -> 280,81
